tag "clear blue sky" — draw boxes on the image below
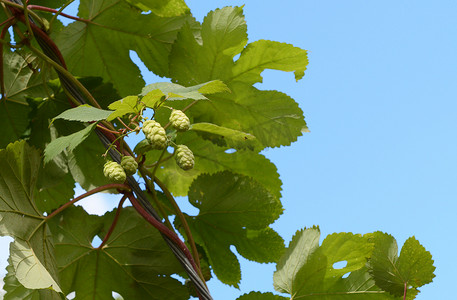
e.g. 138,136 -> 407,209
184,1 -> 456,299
1,1 -> 455,299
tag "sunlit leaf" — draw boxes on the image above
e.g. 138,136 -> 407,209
0,141 -> 60,295
44,123 -> 97,163
52,104 -> 112,123
273,228 -> 399,299
10,239 -> 62,292
367,232 -> 435,299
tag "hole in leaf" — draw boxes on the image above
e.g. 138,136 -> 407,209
112,292 -> 124,299
167,146 -> 175,153
342,272 -> 350,278
225,148 -> 237,154
129,50 -> 168,85
91,236 -> 102,248
233,53 -> 241,62
332,261 -> 347,269
67,291 -> 76,299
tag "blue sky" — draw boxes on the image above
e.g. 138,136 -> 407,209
184,1 -> 456,299
1,1 -> 455,299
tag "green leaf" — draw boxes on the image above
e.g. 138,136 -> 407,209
141,81 -> 227,101
3,256 -> 61,300
237,292 -> 288,300
273,227 -> 321,294
141,89 -> 166,109
235,228 -> 285,264
124,0 -> 190,17
2,49 -> 49,102
107,95 -> 140,120
197,80 -> 231,94
190,122 -> 258,149
148,131 -> 282,198
52,104 -> 113,123
35,154 -> 75,213
66,130 -> 112,191
367,233 -> 435,298
44,123 -> 97,164
123,0 -> 188,15
273,228 -> 398,299
231,39 -> 308,84
169,7 -> 247,86
0,49 -> 52,147
0,141 -> 61,295
193,82 -> 307,148
10,239 -> 62,292
48,206 -> 188,299
0,100 -> 31,149
168,7 -> 307,149
185,171 -> 283,286
55,0 -> 196,96
26,78 -> 112,195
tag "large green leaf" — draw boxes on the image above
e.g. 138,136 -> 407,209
168,7 -> 308,149
55,0 -> 197,96
146,131 -> 282,198
48,206 -> 188,299
0,141 -> 61,296
273,228 -> 399,299
185,171 -> 284,287
367,233 -> 435,299
169,7 -> 247,86
3,256 -> 61,300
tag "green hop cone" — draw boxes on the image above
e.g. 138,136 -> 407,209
103,161 -> 127,183
121,156 -> 138,176
142,120 -> 168,149
169,109 -> 190,132
175,145 -> 194,170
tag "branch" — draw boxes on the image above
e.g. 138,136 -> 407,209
97,195 -> 127,249
154,176 -> 202,270
126,191 -> 199,272
46,183 -> 130,220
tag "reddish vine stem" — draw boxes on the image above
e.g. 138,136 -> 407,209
27,5 -> 91,24
403,282 -> 407,300
154,176 -> 202,270
46,183 -> 131,220
126,191 -> 199,272
96,124 -> 121,135
97,195 -> 127,249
